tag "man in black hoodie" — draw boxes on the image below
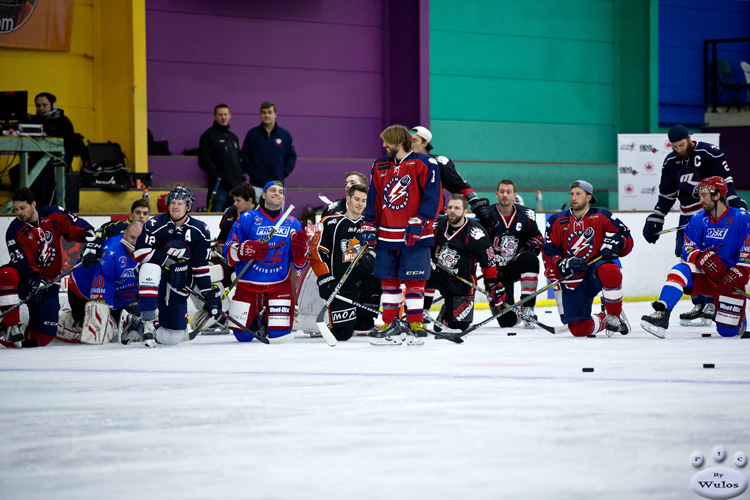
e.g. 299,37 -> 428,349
198,104 -> 244,211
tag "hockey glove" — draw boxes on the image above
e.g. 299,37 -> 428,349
695,250 -> 727,284
469,197 -> 493,227
353,247 -> 375,278
404,216 -> 427,247
166,259 -> 189,290
203,285 -> 222,320
719,266 -> 748,296
485,279 -> 506,309
643,213 -> 665,244
600,232 -> 625,260
317,273 -> 337,300
358,222 -> 377,245
237,240 -> 270,261
557,256 -> 588,276
27,272 -> 46,302
81,237 -> 104,269
291,230 -> 309,267
522,235 -> 544,254
728,196 -> 748,211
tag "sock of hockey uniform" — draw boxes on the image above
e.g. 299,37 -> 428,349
404,279 -> 427,323
659,263 -> 692,310
423,288 -> 436,310
520,272 -> 538,302
568,313 -> 606,337
381,278 -> 402,324
138,263 -> 161,322
597,263 -> 623,316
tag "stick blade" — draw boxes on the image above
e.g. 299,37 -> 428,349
316,320 -> 338,347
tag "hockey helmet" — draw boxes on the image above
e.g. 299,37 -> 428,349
157,193 -> 168,213
166,186 -> 195,209
693,176 -> 728,200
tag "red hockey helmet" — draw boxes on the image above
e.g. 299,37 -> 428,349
157,193 -> 168,213
693,176 -> 728,199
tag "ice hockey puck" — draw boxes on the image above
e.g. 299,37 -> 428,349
702,333 -> 711,338
507,332 -> 516,336
582,367 -> 594,373
703,363 -> 715,369
587,334 -> 596,338
545,310 -> 552,314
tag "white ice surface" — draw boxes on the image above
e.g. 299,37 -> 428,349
2,301 -> 750,500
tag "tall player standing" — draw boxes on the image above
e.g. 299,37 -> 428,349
360,124 -> 442,346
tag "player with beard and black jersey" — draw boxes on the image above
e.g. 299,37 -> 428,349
429,194 -> 505,332
321,171 -> 368,217
310,184 -> 378,341
484,180 -> 544,328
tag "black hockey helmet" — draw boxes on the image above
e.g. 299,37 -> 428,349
166,186 -> 195,210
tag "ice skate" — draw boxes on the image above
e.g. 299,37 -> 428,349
1,324 -> 24,348
616,310 -> 630,335
406,321 -> 429,346
142,320 -> 156,348
679,303 -> 713,327
641,301 -> 670,339
604,314 -> 621,338
520,307 -> 537,329
369,319 -> 405,346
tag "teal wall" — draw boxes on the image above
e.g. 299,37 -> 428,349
429,0 -> 656,210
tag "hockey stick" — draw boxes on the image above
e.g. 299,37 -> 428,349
315,243 -> 370,347
434,261 -> 562,334
334,294 -> 381,316
184,287 -> 270,344
207,177 -> 221,212
0,261 -> 84,321
318,193 -> 334,205
655,224 -> 687,236
459,256 -> 602,337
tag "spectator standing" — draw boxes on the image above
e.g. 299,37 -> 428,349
198,104 -> 243,211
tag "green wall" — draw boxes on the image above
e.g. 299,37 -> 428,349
429,0 -> 656,210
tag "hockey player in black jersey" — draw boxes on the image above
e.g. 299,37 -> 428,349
410,125 -> 492,226
320,171 -> 368,217
643,125 -> 747,326
485,180 -> 544,328
310,184 -> 378,340
429,194 -> 505,332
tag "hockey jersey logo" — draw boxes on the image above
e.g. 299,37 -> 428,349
384,175 -> 412,210
706,228 -> 728,239
339,238 -> 361,263
493,234 -> 519,267
567,227 -> 595,259
469,227 -> 485,240
436,246 -> 460,271
37,229 -> 56,268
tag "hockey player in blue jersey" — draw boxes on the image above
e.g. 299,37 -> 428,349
641,177 -> 750,338
643,125 -> 747,326
133,186 -> 221,347
58,222 -> 143,344
224,181 -> 309,343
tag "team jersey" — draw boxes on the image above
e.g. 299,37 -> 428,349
431,154 -> 476,201
683,207 -> 750,272
310,213 -> 365,280
98,219 -> 130,239
433,217 -> 496,287
654,141 -> 742,217
321,198 -> 346,218
224,207 -> 304,290
6,206 -> 92,280
133,213 -> 213,292
487,203 -> 543,268
542,207 -> 633,289
70,234 -> 138,309
217,205 -> 239,245
364,151 -> 442,250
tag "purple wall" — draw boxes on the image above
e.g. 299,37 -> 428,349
146,0 -> 427,213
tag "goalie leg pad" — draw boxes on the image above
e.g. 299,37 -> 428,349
0,266 -> 21,326
80,301 -> 115,344
228,295 -> 255,342
56,309 -> 82,342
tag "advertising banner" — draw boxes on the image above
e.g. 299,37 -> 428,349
0,0 -> 74,51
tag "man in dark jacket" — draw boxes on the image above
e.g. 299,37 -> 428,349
240,102 -> 297,202
198,104 -> 244,211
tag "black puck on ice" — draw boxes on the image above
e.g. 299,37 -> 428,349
582,367 -> 594,373
508,332 -> 516,336
587,334 -> 596,338
545,310 -> 552,314
703,363 -> 715,369
702,334 -> 711,338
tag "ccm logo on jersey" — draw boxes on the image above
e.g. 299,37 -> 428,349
567,227 -> 595,259
706,228 -> 728,239
384,175 -> 412,210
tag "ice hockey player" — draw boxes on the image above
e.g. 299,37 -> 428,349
224,181 -> 309,343
321,171 -> 368,217
79,198 -> 150,269
542,180 -> 633,337
360,124 -> 441,346
484,179 -> 544,328
430,194 -> 505,332
409,125 -> 492,227
642,124 -> 746,327
310,183 -> 378,341
0,187 -> 95,348
133,186 -> 220,347
59,222 -> 143,344
216,182 -> 257,246
642,177 -> 750,339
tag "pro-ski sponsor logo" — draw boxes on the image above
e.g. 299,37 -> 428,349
690,467 -> 747,499
384,175 -> 412,210
257,226 -> 292,237
706,228 -> 728,239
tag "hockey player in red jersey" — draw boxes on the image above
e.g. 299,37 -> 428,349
0,188 -> 95,348
360,124 -> 442,346
542,180 -> 633,337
